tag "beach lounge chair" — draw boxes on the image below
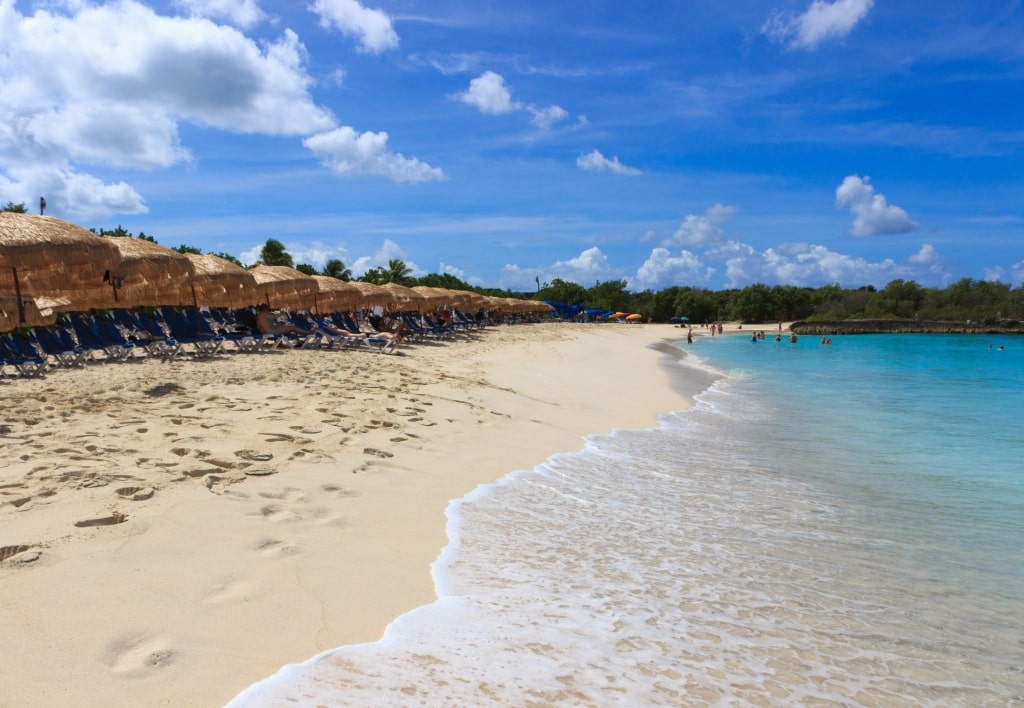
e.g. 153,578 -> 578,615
0,332 -> 48,377
94,315 -> 144,360
113,309 -> 183,359
336,313 -> 398,353
159,307 -> 226,357
30,325 -> 91,367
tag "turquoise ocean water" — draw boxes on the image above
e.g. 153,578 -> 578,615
229,332 -> 1024,707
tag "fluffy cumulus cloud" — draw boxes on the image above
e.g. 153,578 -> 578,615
304,127 -> 445,183
763,0 -> 874,50
700,240 -> 944,288
665,204 -> 736,247
310,0 -> 399,54
0,1 -> 437,220
455,72 -> 568,131
630,248 -> 713,290
528,104 -> 569,130
984,260 -> 1024,286
500,247 -> 615,289
455,71 -> 521,114
174,0 -> 266,28
835,175 -> 918,237
0,1 -> 341,218
349,239 -> 422,277
576,150 -> 642,176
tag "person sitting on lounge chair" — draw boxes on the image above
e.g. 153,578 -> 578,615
319,318 -> 402,345
257,304 -> 312,336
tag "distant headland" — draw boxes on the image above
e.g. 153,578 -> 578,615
789,319 -> 1022,335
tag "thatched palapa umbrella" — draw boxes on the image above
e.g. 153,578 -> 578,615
348,281 -> 397,310
185,254 -> 259,309
311,276 -> 363,314
93,237 -> 196,309
0,294 -> 70,332
250,265 -> 318,310
381,282 -> 431,313
0,212 -> 121,323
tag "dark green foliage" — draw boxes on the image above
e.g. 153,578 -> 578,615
259,238 -> 293,268
323,259 -> 352,281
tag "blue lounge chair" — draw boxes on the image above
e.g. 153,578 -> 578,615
30,325 -> 90,367
0,332 -> 48,377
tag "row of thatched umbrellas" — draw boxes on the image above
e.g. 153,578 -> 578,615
0,213 -> 551,332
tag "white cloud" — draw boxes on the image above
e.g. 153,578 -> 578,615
630,248 -> 713,290
310,0 -> 399,54
835,175 -> 918,237
576,150 -> 642,176
984,260 -> 1024,286
499,247 -> 615,290
763,0 -> 874,50
174,0 -> 266,29
439,262 -> 466,279
666,204 -> 736,247
349,239 -> 422,276
702,240 -> 945,288
455,71 -> 521,115
304,126 -> 445,183
528,104 -> 568,130
0,1 -> 340,219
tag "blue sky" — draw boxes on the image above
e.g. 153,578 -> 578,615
1,0 -> 1022,291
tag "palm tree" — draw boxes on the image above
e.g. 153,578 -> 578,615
259,238 -> 294,268
323,258 -> 352,281
385,258 -> 413,285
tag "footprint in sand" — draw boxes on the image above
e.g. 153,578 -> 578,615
362,448 -> 394,459
258,505 -> 301,523
321,484 -> 359,498
115,487 -> 155,501
259,488 -> 303,502
235,449 -> 274,462
0,545 -> 40,564
201,577 -> 258,605
75,512 -> 128,528
107,636 -> 176,675
255,538 -> 301,557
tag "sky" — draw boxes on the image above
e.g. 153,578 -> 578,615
1,0 -> 1022,292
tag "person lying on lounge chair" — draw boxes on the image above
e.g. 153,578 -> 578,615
257,304 -> 312,336
319,319 -> 402,344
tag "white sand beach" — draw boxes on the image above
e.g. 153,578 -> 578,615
0,322 -> 691,707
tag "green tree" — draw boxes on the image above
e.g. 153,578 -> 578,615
323,258 -> 352,281
360,267 -> 388,284
2,201 -> 27,213
174,244 -> 203,255
538,278 -> 587,306
731,283 -> 775,322
673,288 -> 719,324
384,258 -> 413,285
295,263 -> 317,275
259,238 -> 294,268
587,279 -> 631,313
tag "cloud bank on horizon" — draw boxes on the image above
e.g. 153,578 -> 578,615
0,0 -> 1021,291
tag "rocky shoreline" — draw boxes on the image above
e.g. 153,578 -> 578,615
789,319 -> 1022,335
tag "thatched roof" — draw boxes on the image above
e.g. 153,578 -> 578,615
250,265 -> 318,309
185,254 -> 258,309
0,212 -> 120,273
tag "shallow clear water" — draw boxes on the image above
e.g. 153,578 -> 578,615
228,332 -> 1024,707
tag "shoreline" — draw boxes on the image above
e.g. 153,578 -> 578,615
1,322 -> 691,707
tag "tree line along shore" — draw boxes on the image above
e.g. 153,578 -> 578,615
3,206 -> 1022,327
